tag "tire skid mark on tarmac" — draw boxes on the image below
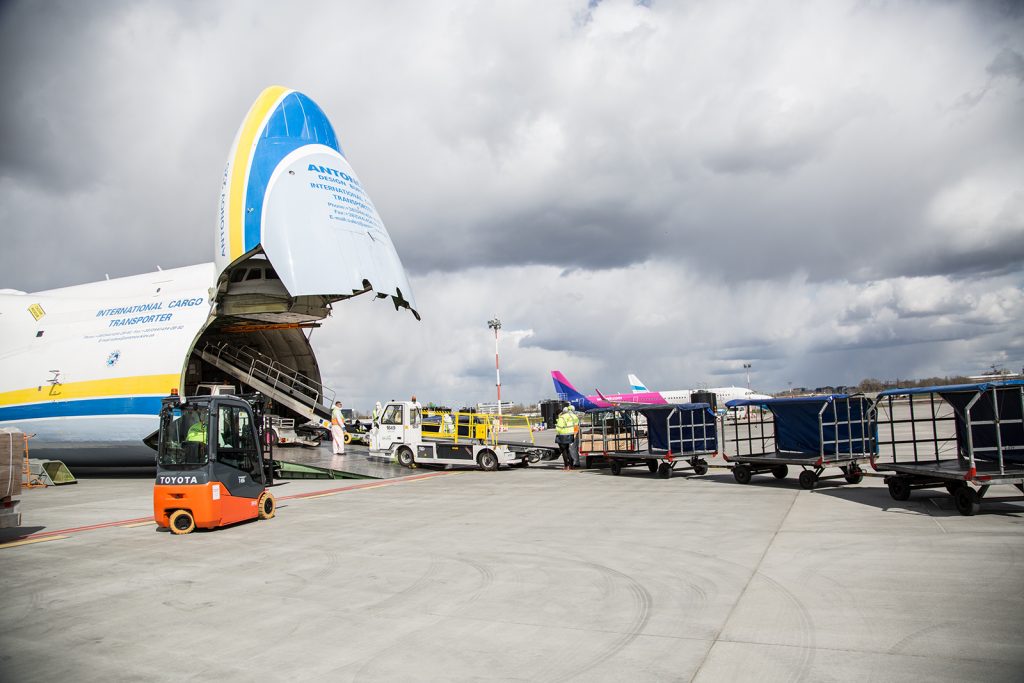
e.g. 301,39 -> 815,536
545,560 -> 653,683
749,571 -> 817,682
362,554 -> 443,614
886,621 -> 957,656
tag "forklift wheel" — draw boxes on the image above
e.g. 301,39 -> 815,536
169,509 -> 195,535
258,491 -> 276,520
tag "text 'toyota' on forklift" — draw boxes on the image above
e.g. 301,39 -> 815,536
153,390 -> 278,535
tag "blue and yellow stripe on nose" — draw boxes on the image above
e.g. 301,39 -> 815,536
227,86 -> 344,262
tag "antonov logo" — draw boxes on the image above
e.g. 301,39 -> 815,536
159,475 -> 199,485
307,163 -> 360,186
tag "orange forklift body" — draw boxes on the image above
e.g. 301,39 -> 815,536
154,482 -> 261,530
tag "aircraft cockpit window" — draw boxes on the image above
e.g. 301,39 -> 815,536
265,269 -> 280,280
381,404 -> 403,425
230,269 -> 248,283
245,269 -> 263,281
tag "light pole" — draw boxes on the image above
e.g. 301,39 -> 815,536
488,318 -> 502,423
743,363 -> 752,390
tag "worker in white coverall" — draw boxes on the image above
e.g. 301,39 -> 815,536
331,401 -> 346,455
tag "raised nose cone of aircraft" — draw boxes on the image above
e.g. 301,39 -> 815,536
216,86 -> 418,320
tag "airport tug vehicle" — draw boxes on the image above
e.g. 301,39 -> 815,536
369,401 -> 538,470
153,392 -> 277,534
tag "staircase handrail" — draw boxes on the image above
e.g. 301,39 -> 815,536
200,342 -> 335,413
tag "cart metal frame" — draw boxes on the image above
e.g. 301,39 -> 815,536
874,380 -> 1024,515
723,394 -> 877,490
581,404 -> 717,479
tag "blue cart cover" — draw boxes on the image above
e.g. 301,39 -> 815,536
727,395 -> 873,455
879,381 -> 1024,464
640,404 -> 717,453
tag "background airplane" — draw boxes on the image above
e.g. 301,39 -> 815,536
627,373 -> 772,408
551,371 -> 668,411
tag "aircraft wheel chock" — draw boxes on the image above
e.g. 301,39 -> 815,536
258,491 -> 276,520
169,509 -> 196,535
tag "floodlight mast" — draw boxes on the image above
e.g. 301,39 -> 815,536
743,363 -> 752,390
488,318 -> 502,423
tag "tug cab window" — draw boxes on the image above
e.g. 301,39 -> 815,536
381,404 -> 403,426
216,404 -> 261,479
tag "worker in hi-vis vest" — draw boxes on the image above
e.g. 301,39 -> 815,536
185,419 -> 207,443
555,405 -> 579,471
331,401 -> 347,455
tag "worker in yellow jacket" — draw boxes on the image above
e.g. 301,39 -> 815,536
555,405 -> 580,471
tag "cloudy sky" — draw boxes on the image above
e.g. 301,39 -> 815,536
2,0 -> 1022,410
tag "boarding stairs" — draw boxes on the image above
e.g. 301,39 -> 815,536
197,342 -> 335,423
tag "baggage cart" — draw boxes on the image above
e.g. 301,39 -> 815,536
582,404 -> 717,479
723,394 -> 876,490
874,380 -> 1024,515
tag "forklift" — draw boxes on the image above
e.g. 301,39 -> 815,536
152,390 -> 278,535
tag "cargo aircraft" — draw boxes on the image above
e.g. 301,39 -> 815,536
0,87 -> 418,466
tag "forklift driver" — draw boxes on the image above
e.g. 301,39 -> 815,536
181,413 -> 209,464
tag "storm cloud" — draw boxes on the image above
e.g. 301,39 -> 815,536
1,0 -> 1022,407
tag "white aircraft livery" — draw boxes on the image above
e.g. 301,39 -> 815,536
0,86 -> 418,466
626,374 -> 772,408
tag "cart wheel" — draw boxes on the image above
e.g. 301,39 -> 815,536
609,460 -> 622,476
771,465 -> 788,480
657,462 -> 672,479
397,447 -> 415,468
693,460 -> 709,476
168,509 -> 195,535
954,486 -> 981,516
257,491 -> 276,520
527,452 -> 542,464
844,466 -> 864,485
887,477 -> 911,501
478,450 -> 499,471
733,465 -> 752,485
344,432 -> 352,444
944,481 -> 966,495
647,460 -> 659,474
798,470 -> 817,490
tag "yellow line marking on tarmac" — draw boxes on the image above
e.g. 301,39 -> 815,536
121,521 -> 156,528
0,535 -> 69,550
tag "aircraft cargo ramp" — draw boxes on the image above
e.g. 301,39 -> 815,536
196,341 -> 333,422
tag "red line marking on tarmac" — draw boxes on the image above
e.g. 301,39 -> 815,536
8,471 -> 453,544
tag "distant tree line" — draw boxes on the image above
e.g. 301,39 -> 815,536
855,376 -> 971,393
